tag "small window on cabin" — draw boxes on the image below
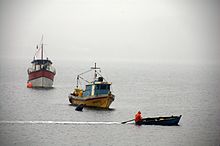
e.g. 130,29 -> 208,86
106,85 -> 110,90
100,84 -> 106,90
86,85 -> 92,91
96,85 -> 100,90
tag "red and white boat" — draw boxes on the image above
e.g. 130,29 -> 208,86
27,37 -> 56,88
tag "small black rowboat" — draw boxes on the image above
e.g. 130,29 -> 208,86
140,115 -> 182,126
122,115 -> 182,126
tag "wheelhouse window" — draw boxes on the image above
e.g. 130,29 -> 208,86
101,84 -> 107,89
94,84 -> 110,96
97,84 -> 110,90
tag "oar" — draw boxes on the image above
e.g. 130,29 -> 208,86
121,119 -> 135,124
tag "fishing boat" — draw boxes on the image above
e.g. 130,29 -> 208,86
139,115 -> 181,126
68,63 -> 115,109
27,36 -> 56,88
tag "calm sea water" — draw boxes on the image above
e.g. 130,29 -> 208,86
0,59 -> 220,146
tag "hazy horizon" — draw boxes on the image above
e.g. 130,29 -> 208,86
0,0 -> 220,64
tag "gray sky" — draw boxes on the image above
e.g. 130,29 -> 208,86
0,0 -> 219,63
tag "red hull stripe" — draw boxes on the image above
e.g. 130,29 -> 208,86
28,70 -> 55,81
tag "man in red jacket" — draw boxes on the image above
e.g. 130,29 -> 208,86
135,111 -> 143,125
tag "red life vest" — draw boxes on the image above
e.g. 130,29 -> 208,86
135,112 -> 142,122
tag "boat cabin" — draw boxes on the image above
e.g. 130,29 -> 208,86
83,82 -> 112,97
28,59 -> 55,73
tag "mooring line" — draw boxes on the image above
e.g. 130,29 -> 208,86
0,121 -> 121,125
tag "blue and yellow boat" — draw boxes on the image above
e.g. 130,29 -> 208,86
68,63 -> 115,109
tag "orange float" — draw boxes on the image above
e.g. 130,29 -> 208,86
27,82 -> 33,88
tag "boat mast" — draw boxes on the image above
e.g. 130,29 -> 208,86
41,35 -> 43,60
91,63 -> 100,81
94,63 -> 97,80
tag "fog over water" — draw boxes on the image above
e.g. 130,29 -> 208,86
0,0 -> 220,146
0,0 -> 220,63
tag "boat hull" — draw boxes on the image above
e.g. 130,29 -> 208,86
68,94 -> 115,109
28,70 -> 55,88
140,115 -> 182,126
